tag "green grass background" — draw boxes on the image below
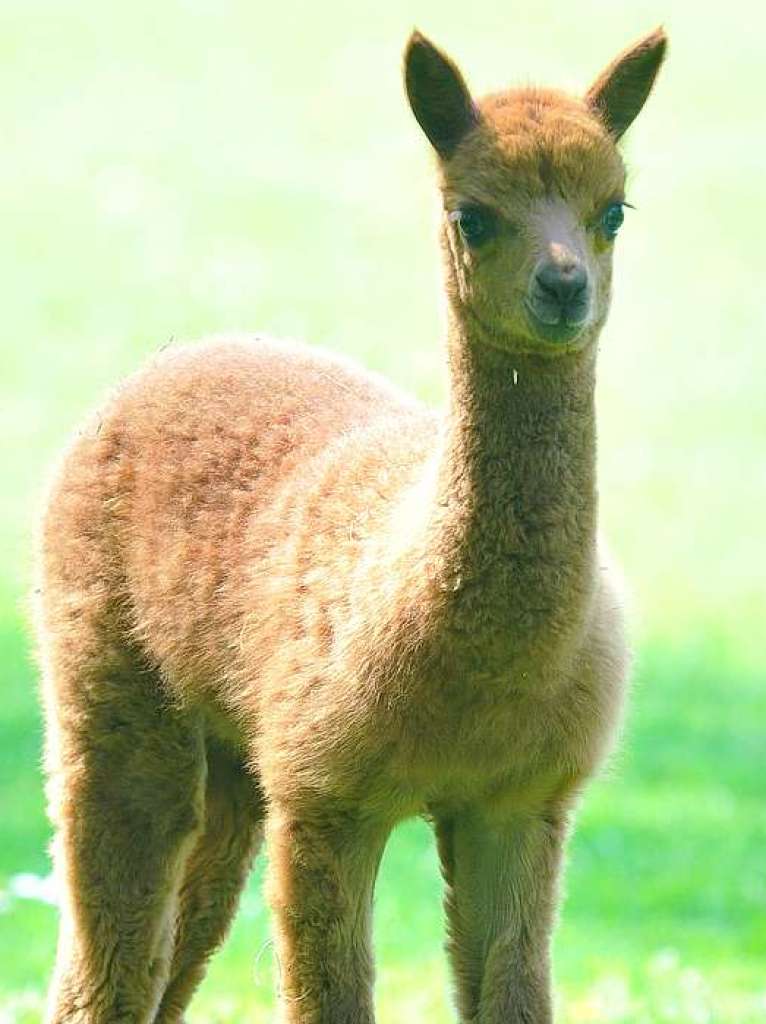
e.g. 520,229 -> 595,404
1,1 -> 764,1021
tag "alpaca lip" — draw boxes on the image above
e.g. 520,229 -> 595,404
524,300 -> 588,345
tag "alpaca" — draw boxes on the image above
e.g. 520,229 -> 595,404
35,26 -> 666,1024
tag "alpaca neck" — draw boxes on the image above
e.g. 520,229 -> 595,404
419,307 -> 599,661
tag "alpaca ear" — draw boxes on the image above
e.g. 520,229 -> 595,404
586,27 -> 667,140
404,31 -> 479,159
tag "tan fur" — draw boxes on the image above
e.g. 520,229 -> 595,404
35,27 -> 666,1024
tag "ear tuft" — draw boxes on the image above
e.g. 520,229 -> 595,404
404,30 -> 479,159
586,27 -> 668,140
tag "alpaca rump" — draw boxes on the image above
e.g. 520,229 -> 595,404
35,26 -> 666,1024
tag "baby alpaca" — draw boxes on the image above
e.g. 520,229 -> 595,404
36,27 -> 666,1024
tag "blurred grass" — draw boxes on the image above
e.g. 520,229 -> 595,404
1,0 -> 764,1021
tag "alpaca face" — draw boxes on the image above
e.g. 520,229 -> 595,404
405,28 -> 667,356
439,93 -> 626,353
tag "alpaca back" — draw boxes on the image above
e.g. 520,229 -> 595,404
37,336 -> 430,713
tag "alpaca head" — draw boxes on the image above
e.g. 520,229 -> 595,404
405,29 -> 667,356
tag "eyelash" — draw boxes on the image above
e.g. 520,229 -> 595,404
449,205 -> 498,248
596,199 -> 634,239
449,200 -> 634,245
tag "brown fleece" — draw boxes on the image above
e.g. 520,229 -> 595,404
35,26 -> 666,1024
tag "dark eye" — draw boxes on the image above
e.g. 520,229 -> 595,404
451,205 -> 496,248
600,202 -> 625,240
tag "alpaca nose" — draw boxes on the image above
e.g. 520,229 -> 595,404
527,256 -> 591,333
533,260 -> 588,308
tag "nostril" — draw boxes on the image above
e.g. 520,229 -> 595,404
534,261 -> 588,305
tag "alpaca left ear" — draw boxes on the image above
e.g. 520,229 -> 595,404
586,27 -> 668,140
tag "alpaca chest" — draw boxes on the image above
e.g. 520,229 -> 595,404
382,667 -> 598,808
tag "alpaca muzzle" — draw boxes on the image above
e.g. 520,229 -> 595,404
526,256 -> 591,340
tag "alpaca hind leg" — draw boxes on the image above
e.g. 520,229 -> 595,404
152,741 -> 265,1023
44,656 -> 206,1024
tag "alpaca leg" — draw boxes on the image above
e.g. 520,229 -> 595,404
434,805 -> 569,1024
265,804 -> 390,1024
44,659 -> 206,1024
152,741 -> 265,1023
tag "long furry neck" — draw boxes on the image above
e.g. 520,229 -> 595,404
358,307 -> 600,684
415,308 -> 599,667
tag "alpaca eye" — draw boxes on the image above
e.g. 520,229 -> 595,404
600,202 -> 625,240
451,205 -> 496,247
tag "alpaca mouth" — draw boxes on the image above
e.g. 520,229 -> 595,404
524,300 -> 590,346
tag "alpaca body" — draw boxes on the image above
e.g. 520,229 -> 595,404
40,335 -> 623,817
37,26 -> 666,1024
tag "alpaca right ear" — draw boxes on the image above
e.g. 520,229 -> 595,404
404,31 -> 479,159
586,28 -> 668,140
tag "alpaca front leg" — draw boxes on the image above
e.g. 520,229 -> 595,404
265,805 -> 389,1024
434,805 -> 569,1024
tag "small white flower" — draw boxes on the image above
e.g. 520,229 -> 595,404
8,872 -> 60,906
